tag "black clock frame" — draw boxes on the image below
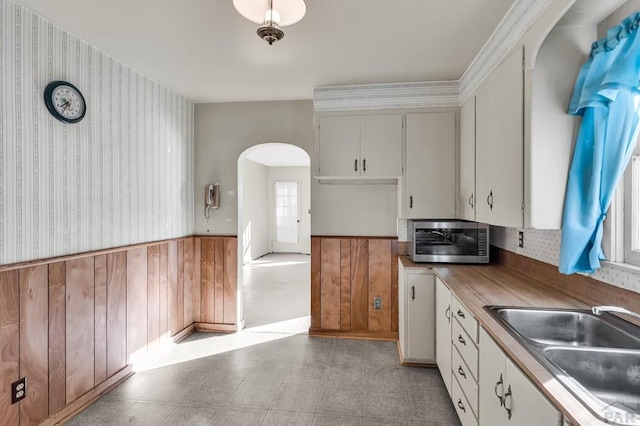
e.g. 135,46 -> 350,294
43,80 -> 86,124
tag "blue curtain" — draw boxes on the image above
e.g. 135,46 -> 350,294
559,12 -> 640,274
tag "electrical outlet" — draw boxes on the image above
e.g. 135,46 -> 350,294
374,297 -> 382,310
518,231 -> 524,248
11,377 -> 26,404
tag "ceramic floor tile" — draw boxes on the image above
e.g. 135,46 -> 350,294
161,404 -> 220,426
323,365 -> 365,389
183,379 -> 242,406
363,390 -> 412,421
262,410 -> 314,426
283,363 -> 328,386
365,367 -> 406,393
114,401 -> 178,426
312,414 -> 363,426
365,418 -> 412,426
208,407 -> 267,426
270,383 -> 321,412
227,381 -> 280,409
409,393 -> 459,424
316,387 -> 364,417
64,398 -> 134,425
243,361 -> 293,384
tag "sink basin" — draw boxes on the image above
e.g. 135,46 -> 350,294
495,308 -> 640,349
487,306 -> 640,425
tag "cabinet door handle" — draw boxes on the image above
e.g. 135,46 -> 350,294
354,158 -> 358,172
457,366 -> 466,379
457,335 -> 466,346
457,399 -> 466,413
468,193 -> 474,208
363,158 -> 366,172
495,373 -> 504,405
409,195 -> 413,209
445,306 -> 450,322
457,309 -> 465,319
487,190 -> 494,210
411,285 -> 415,301
503,385 -> 513,419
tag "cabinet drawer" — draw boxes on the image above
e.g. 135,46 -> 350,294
452,296 -> 478,343
452,319 -> 478,380
452,346 -> 478,417
452,376 -> 479,426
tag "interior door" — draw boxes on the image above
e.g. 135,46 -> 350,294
272,181 -> 301,253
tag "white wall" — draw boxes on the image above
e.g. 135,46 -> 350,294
0,0 -> 194,265
241,159 -> 269,262
268,167 -> 311,254
194,100 -> 399,238
599,0 -> 640,37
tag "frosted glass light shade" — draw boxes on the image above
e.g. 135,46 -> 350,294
233,0 -> 306,27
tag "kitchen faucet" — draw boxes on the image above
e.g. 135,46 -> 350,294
592,305 -> 640,321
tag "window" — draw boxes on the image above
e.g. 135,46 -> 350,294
624,144 -> 640,266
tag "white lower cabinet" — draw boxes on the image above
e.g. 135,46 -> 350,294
398,262 -> 435,363
435,277 -> 452,395
479,327 -> 562,426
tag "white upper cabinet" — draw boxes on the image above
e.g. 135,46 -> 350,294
405,112 -> 456,219
475,46 -> 524,228
459,96 -> 476,221
316,114 -> 402,178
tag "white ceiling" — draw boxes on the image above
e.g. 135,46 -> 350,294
15,0 -> 516,103
245,144 -> 310,167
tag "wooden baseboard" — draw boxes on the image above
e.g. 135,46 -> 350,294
308,328 -> 398,341
44,365 -> 134,425
171,324 -> 196,343
195,322 -> 237,333
396,341 -> 437,367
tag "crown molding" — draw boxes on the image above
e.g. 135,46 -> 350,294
313,0 -> 555,111
313,81 -> 459,112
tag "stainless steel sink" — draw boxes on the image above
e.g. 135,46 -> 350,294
487,306 -> 640,425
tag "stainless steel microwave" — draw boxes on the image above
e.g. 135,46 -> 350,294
408,220 -> 489,263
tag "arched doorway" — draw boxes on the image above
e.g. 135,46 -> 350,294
237,143 -> 311,332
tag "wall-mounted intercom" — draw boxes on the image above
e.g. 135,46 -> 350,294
204,183 -> 220,218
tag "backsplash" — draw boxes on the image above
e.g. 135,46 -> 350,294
491,226 -> 640,295
0,0 -> 195,265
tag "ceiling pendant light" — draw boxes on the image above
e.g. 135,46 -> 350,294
233,0 -> 306,45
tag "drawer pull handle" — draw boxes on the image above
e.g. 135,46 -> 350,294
457,399 -> 466,412
458,335 -> 466,346
457,366 -> 466,378
363,158 -> 366,172
409,195 -> 413,209
495,373 -> 504,405
411,285 -> 416,301
354,158 -> 358,172
468,193 -> 474,208
457,309 -> 465,319
503,385 -> 513,419
445,306 -> 451,322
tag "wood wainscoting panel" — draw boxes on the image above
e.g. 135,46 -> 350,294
167,241 -> 180,336
320,238 -> 341,330
368,240 -> 392,332
310,236 -> 398,339
20,265 -> 50,426
193,238 -> 202,323
48,263 -> 65,416
147,246 -> 161,351
183,238 -> 195,326
106,252 -> 127,377
94,255 -> 108,386
214,238 -> 225,324
339,239 -> 351,330
65,257 -> 96,405
159,244 -> 169,344
126,247 -> 148,362
0,270 -> 19,425
311,238 -> 321,329
176,240 -> 185,333
350,239 -> 369,331
223,238 -> 237,325
200,238 -> 215,323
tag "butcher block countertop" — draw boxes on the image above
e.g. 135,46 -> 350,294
399,251 -> 640,426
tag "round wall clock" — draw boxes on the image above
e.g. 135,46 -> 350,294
43,81 -> 86,124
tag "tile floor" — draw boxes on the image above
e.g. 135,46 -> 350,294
65,253 -> 460,426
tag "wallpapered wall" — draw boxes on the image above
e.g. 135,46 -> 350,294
0,0 -> 195,265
